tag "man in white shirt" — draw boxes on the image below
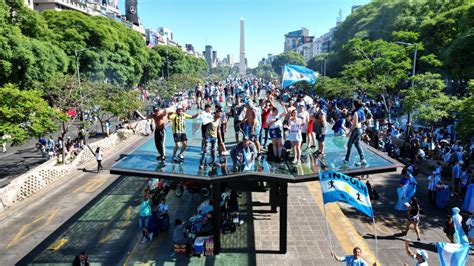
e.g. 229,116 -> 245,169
331,247 -> 369,266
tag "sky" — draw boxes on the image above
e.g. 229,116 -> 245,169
118,0 -> 371,67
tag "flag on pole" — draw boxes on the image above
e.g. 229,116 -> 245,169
436,242 -> 470,266
282,64 -> 318,88
319,171 -> 373,217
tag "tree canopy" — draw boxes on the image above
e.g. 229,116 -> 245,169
271,51 -> 305,75
0,84 -> 61,144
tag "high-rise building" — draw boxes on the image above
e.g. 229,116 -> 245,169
203,45 -> 213,68
158,27 -> 173,43
284,27 -> 309,52
212,51 -> 217,65
125,0 -> 139,26
239,17 -> 246,75
32,0 -> 145,35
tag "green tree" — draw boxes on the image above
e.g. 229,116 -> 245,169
41,74 -> 95,163
341,38 -> 411,120
402,73 -> 456,124
455,80 -> 474,142
313,76 -> 355,99
0,84 -> 60,145
306,53 -> 328,74
152,45 -> 188,77
271,51 -> 305,75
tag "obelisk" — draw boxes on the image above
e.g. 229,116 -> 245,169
239,17 -> 246,75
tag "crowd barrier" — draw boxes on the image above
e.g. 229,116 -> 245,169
0,121 -> 149,213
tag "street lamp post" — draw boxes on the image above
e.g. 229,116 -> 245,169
397,41 -> 418,137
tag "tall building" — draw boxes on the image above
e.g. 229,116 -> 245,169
212,51 -> 217,65
284,27 -> 309,52
32,0 -> 145,35
239,17 -> 246,75
203,45 -> 214,68
158,27 -> 173,44
227,54 -> 234,66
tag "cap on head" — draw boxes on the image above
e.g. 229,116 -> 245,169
176,104 -> 183,110
416,249 -> 428,261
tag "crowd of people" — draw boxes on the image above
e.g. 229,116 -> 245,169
133,75 -> 474,264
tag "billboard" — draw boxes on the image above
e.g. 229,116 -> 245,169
125,0 -> 139,26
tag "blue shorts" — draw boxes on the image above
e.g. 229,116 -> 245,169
139,216 -> 151,230
269,128 -> 282,139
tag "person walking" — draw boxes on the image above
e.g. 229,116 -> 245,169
95,147 -> 103,173
139,194 -> 153,244
343,99 -> 367,166
401,197 -> 421,241
331,247 -> 369,265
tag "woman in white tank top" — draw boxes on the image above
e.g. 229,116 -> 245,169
284,109 -> 303,164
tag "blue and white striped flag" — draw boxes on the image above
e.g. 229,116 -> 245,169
282,64 -> 318,88
320,171 -> 373,217
436,242 -> 470,266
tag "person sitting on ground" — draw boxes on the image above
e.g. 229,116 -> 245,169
173,219 -> 190,246
404,240 -> 428,266
331,247 -> 370,265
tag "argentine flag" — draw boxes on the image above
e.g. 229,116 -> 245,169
320,171 -> 373,217
282,64 -> 318,88
436,242 -> 470,266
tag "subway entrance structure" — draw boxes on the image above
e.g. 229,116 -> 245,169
110,127 -> 400,254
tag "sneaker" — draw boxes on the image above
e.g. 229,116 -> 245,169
178,154 -> 184,160
292,159 -> 298,164
141,238 -> 148,244
360,159 -> 368,166
199,164 -> 205,170
342,159 -> 349,165
239,220 -> 244,225
148,232 -> 153,241
222,150 -> 230,156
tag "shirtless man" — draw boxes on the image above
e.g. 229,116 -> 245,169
137,108 -> 168,161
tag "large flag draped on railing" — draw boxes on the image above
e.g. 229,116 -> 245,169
282,64 -> 318,88
319,171 -> 374,217
436,242 -> 470,266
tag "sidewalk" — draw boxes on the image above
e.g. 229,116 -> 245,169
338,169 -> 474,265
0,120 -> 120,188
0,134 -> 148,265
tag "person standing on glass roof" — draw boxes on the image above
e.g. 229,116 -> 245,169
168,104 -> 200,163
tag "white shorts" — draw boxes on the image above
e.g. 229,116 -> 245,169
288,131 -> 302,142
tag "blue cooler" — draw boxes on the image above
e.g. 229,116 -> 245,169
193,237 -> 206,255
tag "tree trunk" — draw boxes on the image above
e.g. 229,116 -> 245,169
61,121 -> 67,164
